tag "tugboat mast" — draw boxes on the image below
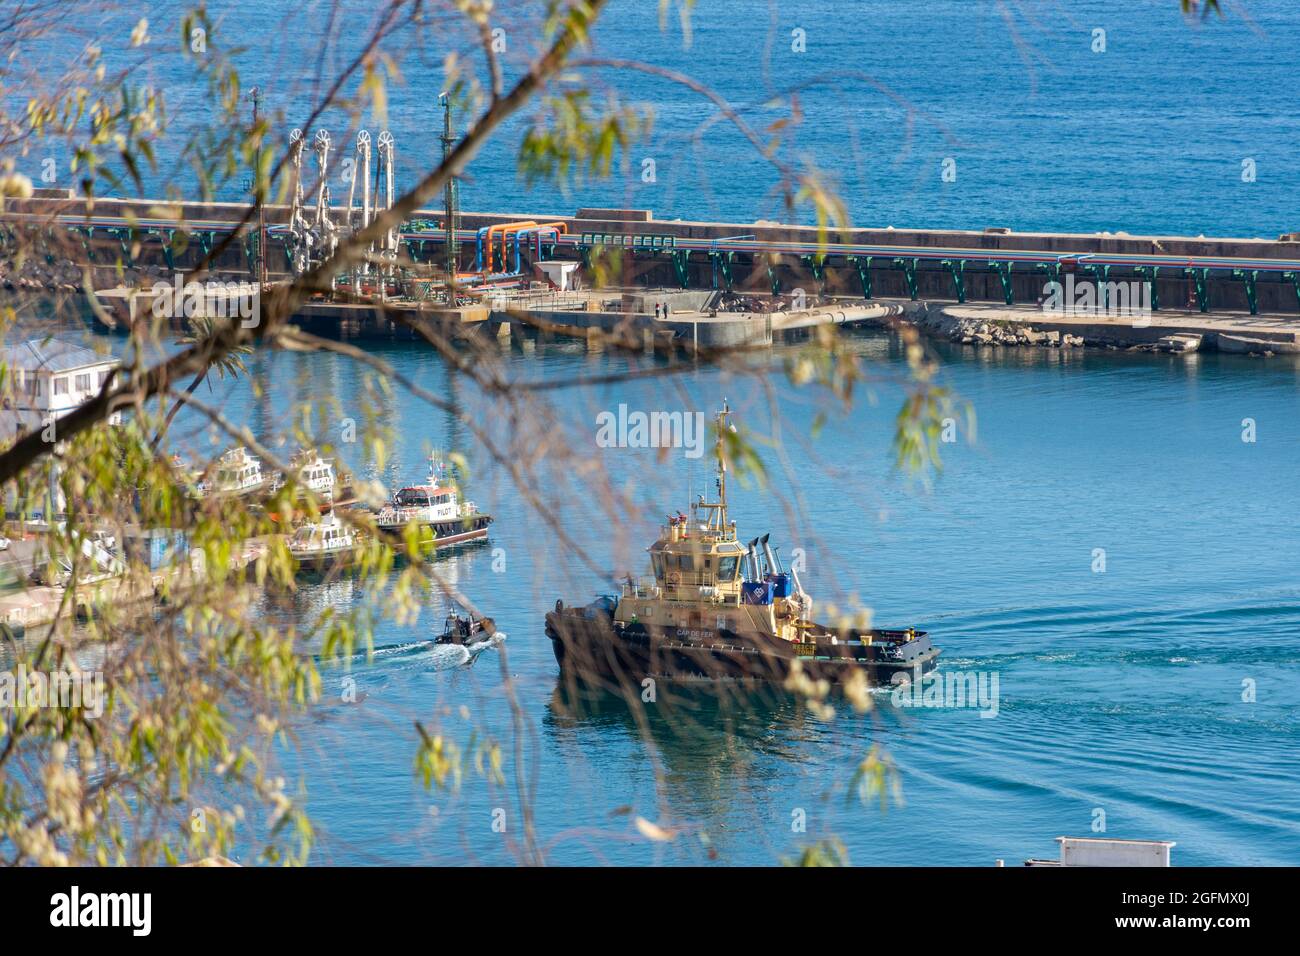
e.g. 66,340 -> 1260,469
695,402 -> 735,540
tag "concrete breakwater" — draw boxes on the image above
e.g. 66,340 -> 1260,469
6,189 -> 1300,354
518,290 -> 905,348
8,191 -> 1300,317
901,302 -> 1300,356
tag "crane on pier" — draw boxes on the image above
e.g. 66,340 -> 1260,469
287,129 -> 311,273
312,130 -> 339,262
346,130 -> 372,288
285,128 -> 339,274
282,123 -> 407,288
376,130 -> 398,275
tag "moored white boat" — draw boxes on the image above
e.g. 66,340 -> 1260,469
280,448 -> 337,501
288,511 -> 357,570
195,447 -> 269,499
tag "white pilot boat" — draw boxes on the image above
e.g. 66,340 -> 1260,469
373,455 -> 493,550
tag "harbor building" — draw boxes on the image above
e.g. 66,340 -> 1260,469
1,338 -> 121,517
1,338 -> 121,438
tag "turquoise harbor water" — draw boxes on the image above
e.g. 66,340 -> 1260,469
206,334 -> 1300,866
11,1 -> 1300,865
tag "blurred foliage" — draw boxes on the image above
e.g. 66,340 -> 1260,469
518,90 -> 649,190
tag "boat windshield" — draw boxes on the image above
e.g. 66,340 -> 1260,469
396,489 -> 452,508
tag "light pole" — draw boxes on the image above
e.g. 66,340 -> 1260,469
440,92 -> 458,304
250,87 -> 267,289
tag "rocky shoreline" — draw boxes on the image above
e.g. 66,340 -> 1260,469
910,304 -> 1087,349
896,302 -> 1289,356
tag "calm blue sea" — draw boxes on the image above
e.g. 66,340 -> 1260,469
26,0 -> 1300,237
15,2 -> 1300,864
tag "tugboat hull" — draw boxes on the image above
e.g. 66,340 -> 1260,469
545,604 -> 938,688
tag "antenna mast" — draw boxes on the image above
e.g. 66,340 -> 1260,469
715,401 -> 732,533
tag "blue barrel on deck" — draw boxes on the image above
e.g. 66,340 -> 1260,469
768,573 -> 792,598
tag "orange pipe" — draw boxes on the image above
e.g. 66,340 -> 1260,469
498,221 -> 569,272
484,220 -> 536,274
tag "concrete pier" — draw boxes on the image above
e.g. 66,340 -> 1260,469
904,301 -> 1300,354
0,533 -> 268,633
7,190 -> 1300,351
7,191 -> 1300,315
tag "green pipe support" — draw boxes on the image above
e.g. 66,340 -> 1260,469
711,250 -> 735,291
1284,271 -> 1300,312
1232,268 -> 1259,315
1034,262 -> 1062,308
988,260 -> 1014,305
1133,265 -> 1161,311
1184,267 -> 1210,312
767,257 -> 781,296
159,229 -> 176,271
1082,263 -> 1111,310
117,228 -> 135,268
848,255 -> 873,299
893,257 -> 919,300
671,250 -> 690,289
942,258 -> 967,303
801,254 -> 827,297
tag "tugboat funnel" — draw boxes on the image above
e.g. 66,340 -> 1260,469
745,538 -> 761,581
760,533 -> 777,578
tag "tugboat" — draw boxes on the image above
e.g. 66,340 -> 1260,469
545,404 -> 939,687
288,511 -> 358,571
373,454 -> 493,549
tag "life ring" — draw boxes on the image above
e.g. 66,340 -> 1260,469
666,571 -> 681,584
